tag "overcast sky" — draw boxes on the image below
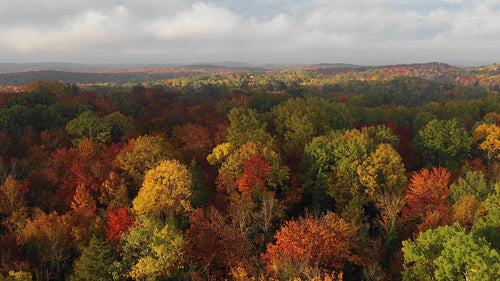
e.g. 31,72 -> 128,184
1,0 -> 499,65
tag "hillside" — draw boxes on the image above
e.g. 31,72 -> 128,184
0,62 -> 499,90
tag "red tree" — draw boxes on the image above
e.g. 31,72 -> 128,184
105,207 -> 135,245
236,154 -> 272,195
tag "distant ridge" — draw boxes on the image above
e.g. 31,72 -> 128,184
0,62 -> 498,87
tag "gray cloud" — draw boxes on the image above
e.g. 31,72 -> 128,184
1,0 -> 499,65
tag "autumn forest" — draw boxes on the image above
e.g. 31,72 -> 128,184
1,62 -> 500,281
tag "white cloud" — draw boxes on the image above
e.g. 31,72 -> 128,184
0,7 -> 129,53
150,2 -> 240,39
0,0 -> 499,64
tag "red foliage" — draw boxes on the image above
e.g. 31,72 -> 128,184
236,154 -> 272,195
383,120 -> 415,169
105,207 -> 135,245
44,140 -> 121,206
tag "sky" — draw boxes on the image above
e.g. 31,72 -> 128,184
1,0 -> 499,66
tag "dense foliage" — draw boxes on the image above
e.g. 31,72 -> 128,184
1,63 -> 500,280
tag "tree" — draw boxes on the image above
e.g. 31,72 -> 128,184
172,123 -> 213,160
115,217 -> 184,281
264,213 -> 360,279
184,207 -> 255,279
415,119 -> 472,169
358,143 -> 407,197
270,97 -> 332,153
450,170 -> 492,203
70,184 -> 97,220
208,141 -> 289,194
115,135 -> 181,186
105,207 -> 135,245
70,236 -> 116,281
452,195 -> 483,230
103,111 -> 134,143
236,154 -> 272,195
402,223 -> 500,281
472,206 -> 500,251
0,175 -> 28,218
226,107 -> 274,147
473,123 -> 500,173
132,159 -> 192,220
17,211 -> 75,281
404,167 -> 451,232
303,127 -> 401,211
66,110 -> 111,145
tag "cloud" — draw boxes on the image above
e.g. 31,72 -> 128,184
0,0 -> 499,64
0,7 -> 128,53
150,2 -> 240,39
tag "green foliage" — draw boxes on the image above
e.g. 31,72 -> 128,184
226,107 -> 274,147
189,159 -> 210,208
116,217 -> 184,281
103,111 -> 134,142
248,92 -> 286,112
302,126 -> 403,210
402,223 -> 500,281
450,170 -> 492,203
66,110 -> 111,145
270,97 -> 334,153
415,119 -> 472,169
70,236 -> 116,281
0,105 -> 31,131
472,206 -> 500,251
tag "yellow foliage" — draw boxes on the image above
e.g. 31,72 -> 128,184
132,159 -> 192,219
358,143 -> 407,198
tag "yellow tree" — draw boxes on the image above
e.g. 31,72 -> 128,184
17,212 -> 74,281
132,159 -> 192,220
358,143 -> 407,199
473,123 -> 500,173
115,135 -> 182,186
0,175 -> 28,217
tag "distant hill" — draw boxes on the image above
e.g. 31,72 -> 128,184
0,70 -> 186,86
0,62 -> 498,88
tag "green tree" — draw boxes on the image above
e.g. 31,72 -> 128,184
402,223 -> 500,281
472,206 -> 500,251
450,170 -> 492,203
103,111 -> 134,143
415,119 -> 472,169
226,107 -> 274,147
66,110 -> 111,145
70,236 -> 116,281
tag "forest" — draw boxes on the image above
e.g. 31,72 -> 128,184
1,62 -> 500,281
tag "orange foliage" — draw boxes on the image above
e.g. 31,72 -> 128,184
264,213 -> 360,277
236,154 -> 272,195
404,167 -> 450,218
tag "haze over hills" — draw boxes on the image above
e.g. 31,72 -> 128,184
0,61 -> 498,88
